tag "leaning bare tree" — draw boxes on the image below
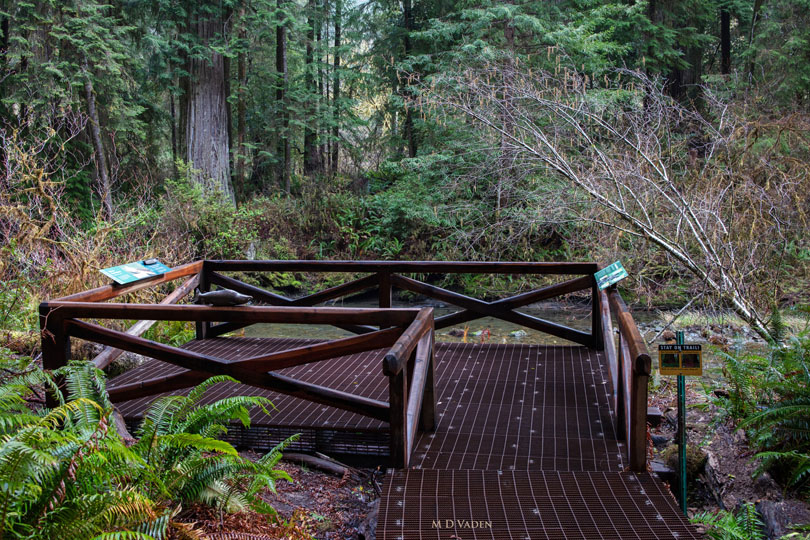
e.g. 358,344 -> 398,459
422,60 -> 810,341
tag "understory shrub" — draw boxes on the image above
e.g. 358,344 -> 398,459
0,352 -> 295,539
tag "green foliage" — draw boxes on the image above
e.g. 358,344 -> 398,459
142,321 -> 195,348
713,331 -> 810,493
132,374 -> 296,514
0,351 -> 294,539
713,346 -> 768,421
739,334 -> 810,451
691,503 -> 765,540
755,450 -> 810,492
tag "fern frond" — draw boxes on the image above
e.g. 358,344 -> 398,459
155,433 -> 238,456
178,395 -> 273,433
182,375 -> 240,409
691,503 -> 765,540
90,532 -> 158,540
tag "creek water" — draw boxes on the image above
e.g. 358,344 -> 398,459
243,299 -> 746,379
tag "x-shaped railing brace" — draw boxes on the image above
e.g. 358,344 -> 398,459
69,318 -> 398,421
206,271 -> 595,347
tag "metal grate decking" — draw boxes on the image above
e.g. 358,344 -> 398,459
111,337 -> 391,454
109,337 -> 701,539
379,470 -> 700,539
110,339 -> 620,468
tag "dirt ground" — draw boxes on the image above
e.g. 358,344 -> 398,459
176,457 -> 382,540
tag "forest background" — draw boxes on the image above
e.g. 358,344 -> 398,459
1,0 -> 810,341
2,2 -> 810,537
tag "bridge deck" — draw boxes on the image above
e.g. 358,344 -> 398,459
109,338 -> 699,539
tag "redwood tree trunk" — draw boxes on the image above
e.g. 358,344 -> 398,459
235,7 -> 247,200
330,0 -> 341,176
276,0 -> 291,191
304,0 -> 321,176
184,13 -> 234,202
721,6 -> 731,74
318,0 -> 327,170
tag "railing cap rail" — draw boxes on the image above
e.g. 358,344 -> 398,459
39,301 -> 424,326
383,308 -> 434,376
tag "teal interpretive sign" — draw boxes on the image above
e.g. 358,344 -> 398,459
594,261 -> 628,290
100,259 -> 172,285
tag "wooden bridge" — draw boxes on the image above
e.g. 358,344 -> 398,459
40,260 -> 700,539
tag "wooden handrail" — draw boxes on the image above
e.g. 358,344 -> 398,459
206,259 -> 600,274
43,258 -> 627,469
605,287 -> 651,472
383,308 -> 434,376
56,261 -> 203,302
91,273 -> 200,369
207,271 -> 378,334
386,311 -> 436,468
66,318 -> 393,421
40,302 -> 422,326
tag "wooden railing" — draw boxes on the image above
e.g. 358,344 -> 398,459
38,261 -> 437,467
40,259 -> 650,469
199,260 -> 605,349
600,287 -> 652,472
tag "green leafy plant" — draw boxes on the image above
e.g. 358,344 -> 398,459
0,351 -> 295,539
691,503 -> 765,540
132,375 -> 296,515
740,334 -> 810,451
755,450 -> 810,492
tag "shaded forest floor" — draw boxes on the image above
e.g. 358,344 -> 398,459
177,456 -> 382,540
649,383 -> 810,538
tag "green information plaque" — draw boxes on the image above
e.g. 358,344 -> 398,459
100,259 -> 172,285
594,261 -> 628,290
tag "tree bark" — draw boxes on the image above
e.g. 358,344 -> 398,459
747,0 -> 766,80
304,0 -> 320,176
235,7 -> 248,200
184,10 -> 234,202
276,0 -> 291,192
170,88 -> 178,180
330,0 -> 341,176
403,0 -> 417,158
318,0 -> 327,170
83,65 -> 112,219
721,6 -> 731,74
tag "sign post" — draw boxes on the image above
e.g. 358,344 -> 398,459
676,332 -> 687,515
658,333 -> 702,515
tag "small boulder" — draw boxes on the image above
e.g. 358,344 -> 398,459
651,434 -> 670,448
756,500 -> 789,540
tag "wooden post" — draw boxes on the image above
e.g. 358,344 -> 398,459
379,271 -> 392,308
195,265 -> 211,340
420,333 -> 437,432
388,369 -> 409,468
629,354 -> 651,472
591,278 -> 604,350
39,305 -> 70,408
379,271 -> 392,331
616,330 -> 627,441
